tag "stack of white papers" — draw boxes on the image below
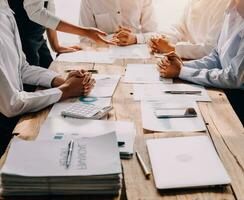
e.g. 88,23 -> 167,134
141,100 -> 206,132
56,50 -> 115,64
1,133 -> 122,196
90,74 -> 120,97
124,64 -> 173,84
37,118 -> 136,159
133,83 -> 211,102
109,44 -> 151,59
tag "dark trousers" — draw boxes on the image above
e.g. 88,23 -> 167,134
22,35 -> 53,92
225,89 -> 244,126
0,114 -> 20,158
22,36 -> 53,69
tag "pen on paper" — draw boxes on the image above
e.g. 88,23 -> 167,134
164,91 -> 202,95
136,151 -> 151,179
66,140 -> 74,168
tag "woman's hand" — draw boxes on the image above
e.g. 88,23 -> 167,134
84,27 -> 116,45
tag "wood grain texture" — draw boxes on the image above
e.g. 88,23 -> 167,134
0,55 -> 243,200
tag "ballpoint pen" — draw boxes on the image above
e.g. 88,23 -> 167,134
66,140 -> 74,168
164,91 -> 202,95
136,151 -> 151,179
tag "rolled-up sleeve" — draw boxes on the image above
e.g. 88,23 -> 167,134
23,0 -> 60,30
179,47 -> 244,89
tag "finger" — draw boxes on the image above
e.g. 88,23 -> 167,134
84,79 -> 95,88
116,30 -> 130,38
98,35 -> 117,45
166,51 -> 183,64
82,74 -> 91,85
117,40 -> 128,46
119,26 -> 132,33
162,58 -> 170,66
67,71 -> 84,79
70,45 -> 82,50
95,29 -> 108,36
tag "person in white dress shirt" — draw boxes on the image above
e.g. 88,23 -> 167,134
79,0 -> 157,46
157,0 -> 244,124
0,1 -> 96,157
149,0 -> 231,59
7,0 -> 114,71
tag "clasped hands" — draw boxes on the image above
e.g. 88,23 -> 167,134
112,26 -> 137,46
157,52 -> 183,78
53,70 -> 96,101
149,35 -> 175,54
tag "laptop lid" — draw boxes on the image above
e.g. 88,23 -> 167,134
147,136 -> 231,189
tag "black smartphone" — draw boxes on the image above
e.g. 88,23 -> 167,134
155,107 -> 197,118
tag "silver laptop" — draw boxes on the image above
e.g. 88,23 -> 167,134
147,136 -> 231,190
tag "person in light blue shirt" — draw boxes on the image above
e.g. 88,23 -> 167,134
157,0 -> 244,124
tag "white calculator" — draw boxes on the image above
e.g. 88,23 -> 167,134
61,103 -> 113,119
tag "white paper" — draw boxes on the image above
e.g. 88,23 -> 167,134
89,74 -> 120,97
56,50 -> 115,64
124,64 -> 172,84
48,97 -> 111,118
2,133 -> 121,177
37,118 -> 136,157
141,100 -> 206,132
109,44 -> 151,59
133,83 -> 211,102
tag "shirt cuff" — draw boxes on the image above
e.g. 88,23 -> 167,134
44,87 -> 63,103
43,71 -> 60,88
136,34 -> 145,44
179,66 -> 196,79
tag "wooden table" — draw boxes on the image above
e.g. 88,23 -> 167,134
0,55 -> 244,200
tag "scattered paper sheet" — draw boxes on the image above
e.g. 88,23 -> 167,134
109,44 -> 151,59
56,50 -> 115,64
133,83 -> 211,102
141,100 -> 206,132
56,44 -> 151,63
90,74 -> 120,97
124,64 -> 172,84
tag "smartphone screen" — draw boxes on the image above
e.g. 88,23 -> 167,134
155,108 -> 197,118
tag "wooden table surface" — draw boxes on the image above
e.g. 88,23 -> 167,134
0,55 -> 244,200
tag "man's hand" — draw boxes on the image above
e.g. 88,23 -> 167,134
157,52 -> 182,78
66,70 -> 86,80
149,36 -> 175,54
51,76 -> 65,87
66,70 -> 95,96
113,26 -> 137,46
58,74 -> 96,101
